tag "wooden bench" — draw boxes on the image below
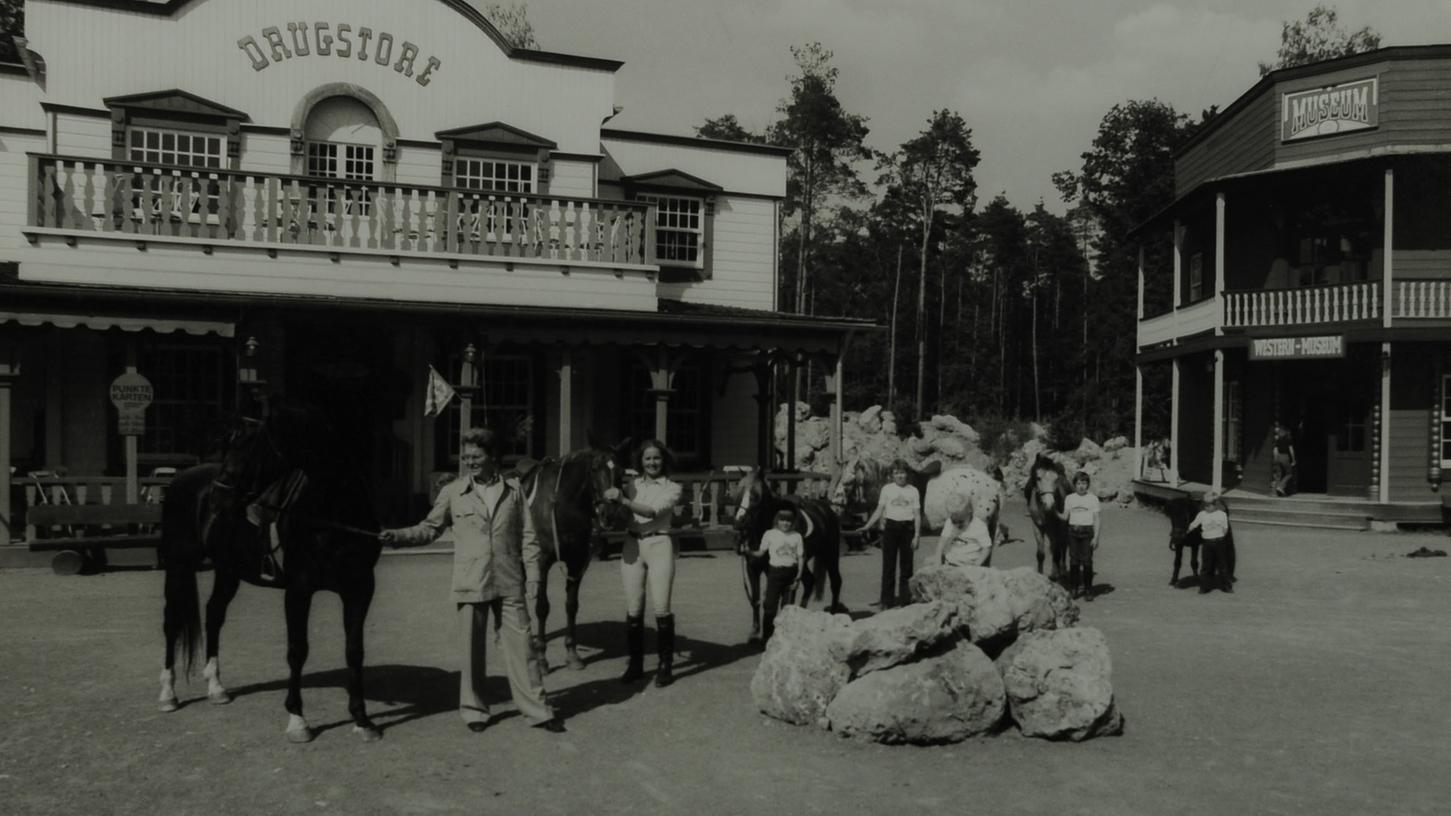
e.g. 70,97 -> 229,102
25,503 -> 164,574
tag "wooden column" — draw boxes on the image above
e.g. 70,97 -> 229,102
0,359 -> 16,542
1211,349 -> 1225,491
556,350 -> 573,455
785,355 -> 799,472
1215,192 -> 1226,335
823,355 -> 844,470
639,348 -> 687,446
752,358 -> 773,471
457,343 -> 477,475
1383,168 -> 1394,329
1134,366 -> 1144,479
1170,357 -> 1181,481
1172,220 -> 1183,310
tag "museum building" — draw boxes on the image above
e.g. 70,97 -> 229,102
1132,45 -> 1451,525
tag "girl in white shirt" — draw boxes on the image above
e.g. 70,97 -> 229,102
604,440 -> 683,687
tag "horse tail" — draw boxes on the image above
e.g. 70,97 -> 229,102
161,469 -> 206,676
810,503 -> 840,603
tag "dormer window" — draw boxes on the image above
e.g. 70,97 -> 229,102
436,122 -> 556,196
639,193 -> 703,269
128,127 -> 224,169
454,157 -> 535,193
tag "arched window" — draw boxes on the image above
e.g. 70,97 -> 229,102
304,96 -> 380,216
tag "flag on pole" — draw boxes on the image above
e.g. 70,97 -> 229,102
423,365 -> 456,418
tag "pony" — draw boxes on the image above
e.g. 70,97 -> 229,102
516,440 -> 632,671
159,404 -> 384,744
732,467 -> 844,641
1162,495 -> 1236,587
1023,453 -> 1070,583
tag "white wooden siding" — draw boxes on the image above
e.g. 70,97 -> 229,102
0,74 -> 47,130
394,144 -> 443,187
549,159 -> 595,199
25,0 -> 617,153
1395,249 -> 1451,280
239,131 -> 293,175
0,131 -> 46,250
601,137 -> 786,199
657,196 -> 776,311
16,240 -> 659,311
53,112 -> 110,157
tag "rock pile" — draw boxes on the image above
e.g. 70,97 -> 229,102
775,403 -> 1139,505
751,565 -> 1124,744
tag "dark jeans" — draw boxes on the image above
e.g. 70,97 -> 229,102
1069,525 -> 1095,571
1201,536 -> 1231,591
880,519 -> 916,607
761,565 -> 798,641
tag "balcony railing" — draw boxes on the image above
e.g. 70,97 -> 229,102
26,155 -> 656,269
1224,281 -> 1378,329
1392,279 -> 1451,319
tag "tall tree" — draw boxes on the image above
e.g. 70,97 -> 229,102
1259,4 -> 1380,75
695,114 -> 765,144
769,43 -> 871,317
877,110 -> 980,418
1054,100 -> 1197,438
482,3 -> 539,49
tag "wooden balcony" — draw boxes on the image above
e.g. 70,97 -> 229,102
1224,281 -> 1379,329
1392,279 -> 1451,319
25,154 -> 657,273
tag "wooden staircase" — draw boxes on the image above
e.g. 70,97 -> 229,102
1225,493 -> 1373,531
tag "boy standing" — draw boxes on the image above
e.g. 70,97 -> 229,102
755,509 -> 805,642
863,460 -> 921,608
1058,472 -> 1101,600
1187,490 -> 1233,595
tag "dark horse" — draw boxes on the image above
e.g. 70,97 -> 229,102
517,440 -> 631,671
1162,495 -> 1237,587
1023,453 -> 1070,582
732,467 -> 844,641
159,405 -> 383,743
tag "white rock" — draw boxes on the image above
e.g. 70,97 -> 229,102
826,640 -> 1005,744
996,627 -> 1124,741
751,606 -> 856,726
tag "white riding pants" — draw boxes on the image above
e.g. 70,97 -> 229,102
621,533 -> 676,617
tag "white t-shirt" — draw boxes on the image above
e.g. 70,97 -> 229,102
759,529 -> 804,567
1064,492 -> 1100,527
627,476 -> 682,537
938,516 -> 992,568
1191,509 -> 1229,540
878,483 -> 920,522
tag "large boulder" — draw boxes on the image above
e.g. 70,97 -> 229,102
856,406 -> 884,433
909,566 -> 1077,654
825,639 -> 1005,744
833,601 -> 962,677
751,606 -> 856,726
927,415 -> 980,444
996,627 -> 1124,741
922,466 -> 1003,531
1072,438 -> 1104,464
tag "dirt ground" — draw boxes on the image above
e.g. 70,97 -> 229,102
2,498 -> 1450,816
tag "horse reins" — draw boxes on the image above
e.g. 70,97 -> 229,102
248,500 -> 381,541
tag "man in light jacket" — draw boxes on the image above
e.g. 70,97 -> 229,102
381,427 -> 564,733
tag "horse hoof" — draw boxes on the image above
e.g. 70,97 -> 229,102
353,724 -> 383,743
566,653 -> 587,671
287,726 -> 316,744
208,691 -> 233,706
158,697 -> 179,713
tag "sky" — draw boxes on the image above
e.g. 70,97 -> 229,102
505,0 -> 1451,213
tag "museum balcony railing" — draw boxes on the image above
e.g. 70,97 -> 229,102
1223,281 -> 1379,329
1391,279 -> 1451,319
24,154 -> 657,271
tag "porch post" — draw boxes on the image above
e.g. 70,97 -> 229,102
824,354 -> 844,470
1134,366 -> 1144,479
1170,357 -> 1181,481
1380,343 -> 1392,503
1383,168 -> 1394,329
1137,244 -> 1145,321
556,350 -> 573,455
1212,349 -> 1225,491
752,358 -> 772,471
640,348 -> 687,446
786,354 -> 799,472
457,343 -> 477,475
0,360 -> 15,542
1215,193 -> 1226,334
1172,220 -> 1183,309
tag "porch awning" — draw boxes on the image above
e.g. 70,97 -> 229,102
0,309 -> 234,337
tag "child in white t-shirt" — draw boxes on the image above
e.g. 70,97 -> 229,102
755,509 -> 805,641
863,459 -> 921,609
1187,490 -> 1233,595
936,494 -> 993,568
1057,471 -> 1101,600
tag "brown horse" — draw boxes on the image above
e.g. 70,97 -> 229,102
517,440 -> 632,670
1023,453 -> 1070,583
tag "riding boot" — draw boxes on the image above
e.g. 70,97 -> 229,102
1082,568 -> 1095,601
654,614 -> 676,688
619,615 -> 645,683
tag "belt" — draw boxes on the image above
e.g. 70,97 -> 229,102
628,529 -> 671,539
